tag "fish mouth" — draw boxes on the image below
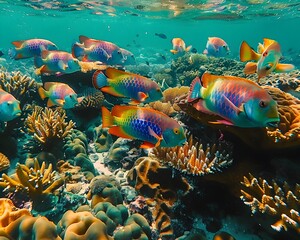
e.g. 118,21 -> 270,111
266,121 -> 279,128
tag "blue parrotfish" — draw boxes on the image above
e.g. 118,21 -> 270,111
0,89 -> 21,122
187,72 -> 280,128
102,105 -> 186,148
203,37 -> 230,57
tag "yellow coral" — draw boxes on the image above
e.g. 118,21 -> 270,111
0,153 -> 10,173
0,159 -> 64,204
25,106 -> 75,144
151,135 -> 233,176
241,173 -> 300,233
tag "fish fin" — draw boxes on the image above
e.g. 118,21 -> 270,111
209,120 -> 234,126
185,45 -> 192,52
82,55 -> 91,62
56,99 -> 65,106
200,72 -> 218,88
79,35 -> 99,47
187,76 -> 202,102
58,60 -> 67,70
101,86 -> 125,97
101,106 -> 114,128
240,41 -> 260,62
140,142 -> 156,149
34,56 -> 44,68
203,49 -> 208,55
14,53 -> 24,60
38,87 -> 48,100
79,35 -> 90,44
138,92 -> 148,102
109,126 -> 134,139
40,65 -> 51,74
244,62 -> 257,74
263,38 -> 275,48
43,82 -> 56,91
41,50 -> 50,59
170,49 -> 178,54
257,43 -> 265,54
148,126 -> 162,147
77,96 -> 84,103
11,40 -> 24,48
192,100 -> 214,115
129,100 -> 141,105
110,105 -> 137,117
105,67 -> 127,79
274,63 -> 295,73
47,99 -> 56,107
72,43 -> 85,58
92,70 -> 108,89
223,95 -> 243,115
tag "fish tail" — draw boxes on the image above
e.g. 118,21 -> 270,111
34,56 -> 44,68
38,87 -> 48,100
102,106 -> 114,128
187,76 -> 202,102
8,48 -> 17,59
92,70 -> 108,89
185,45 -> 192,52
240,41 -> 260,62
72,43 -> 85,58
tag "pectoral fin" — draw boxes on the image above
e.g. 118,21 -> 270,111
223,95 -> 244,115
148,126 -> 162,147
140,142 -> 156,149
274,63 -> 295,73
56,99 -> 65,106
244,62 -> 257,74
138,92 -> 148,102
58,60 -> 67,70
209,119 -> 234,126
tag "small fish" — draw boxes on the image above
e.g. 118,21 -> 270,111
160,54 -> 166,61
213,231 -> 236,240
191,47 -> 198,53
240,38 -> 295,82
8,38 -> 58,60
76,35 -> 124,65
35,50 -> 81,75
120,48 -> 136,65
203,37 -> 230,57
102,105 -> 186,148
145,61 -> 150,66
38,82 -> 82,109
0,51 -> 4,57
0,89 -> 21,122
170,38 -> 192,54
187,72 -> 280,128
92,67 -> 163,104
155,33 -> 167,39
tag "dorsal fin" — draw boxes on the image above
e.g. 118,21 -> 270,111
105,67 -> 146,80
41,50 -> 50,59
263,38 -> 275,48
44,82 -> 58,91
11,40 -> 25,48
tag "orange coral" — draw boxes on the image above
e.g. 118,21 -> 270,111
0,153 -> 10,173
241,173 -> 300,233
151,135 -> 233,176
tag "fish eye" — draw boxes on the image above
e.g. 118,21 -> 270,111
259,101 -> 267,108
173,128 -> 180,134
156,88 -> 161,92
223,45 -> 226,48
263,51 -> 268,57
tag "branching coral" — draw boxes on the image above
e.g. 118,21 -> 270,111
0,159 -> 64,211
25,106 -> 75,145
151,135 -> 233,176
75,90 -> 104,110
0,70 -> 40,105
0,153 -> 10,173
241,173 -> 300,233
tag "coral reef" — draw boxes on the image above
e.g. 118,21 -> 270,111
151,135 -> 233,176
25,106 -> 75,155
0,70 -> 40,106
0,159 -> 64,211
87,125 -> 113,153
0,153 -> 10,174
241,173 -> 300,233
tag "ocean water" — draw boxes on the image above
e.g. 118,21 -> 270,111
0,1 -> 300,240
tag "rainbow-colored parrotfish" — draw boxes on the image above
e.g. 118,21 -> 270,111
102,105 -> 186,148
8,38 -> 58,60
0,89 -> 21,122
34,50 -> 81,75
38,82 -> 82,109
72,35 -> 124,65
187,72 -> 280,128
240,38 -> 295,82
92,67 -> 163,104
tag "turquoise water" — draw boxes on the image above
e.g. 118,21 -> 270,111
1,1 -> 300,240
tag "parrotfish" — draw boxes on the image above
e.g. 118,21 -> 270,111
8,38 -> 58,60
240,38 -> 295,82
92,67 -> 163,104
120,48 -> 136,65
203,37 -> 230,57
187,72 -> 280,128
0,89 -> 21,122
170,38 -> 192,54
34,50 -> 81,75
102,105 -> 186,148
73,35 -> 124,65
38,82 -> 82,109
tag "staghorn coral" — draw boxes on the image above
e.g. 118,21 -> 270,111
151,135 -> 233,176
26,106 -> 74,144
0,70 -> 40,105
0,153 -> 10,174
0,159 -> 64,211
241,173 -> 300,233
